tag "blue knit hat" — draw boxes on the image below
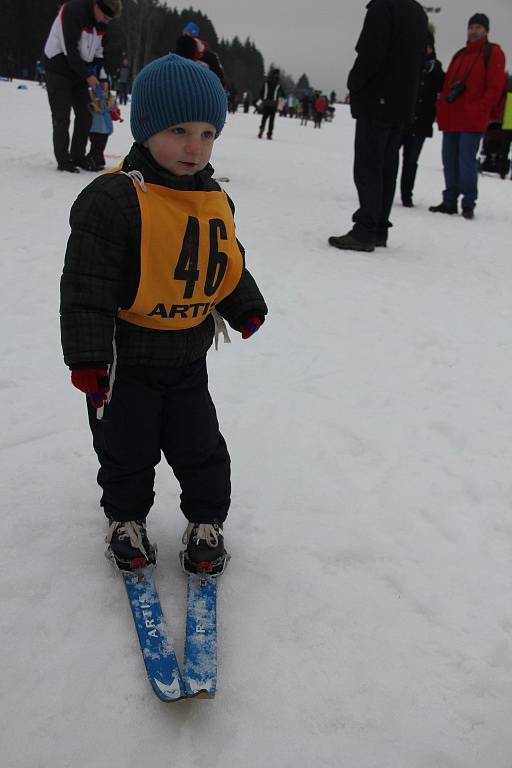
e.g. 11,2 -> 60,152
130,54 -> 228,142
184,21 -> 200,36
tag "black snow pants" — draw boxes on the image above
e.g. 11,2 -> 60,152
259,107 -> 277,138
87,358 -> 231,525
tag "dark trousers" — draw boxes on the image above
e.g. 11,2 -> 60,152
399,134 -> 426,203
87,132 -> 109,168
441,131 -> 483,210
45,70 -> 92,165
351,113 -> 402,244
259,107 -> 277,137
87,359 -> 231,525
118,82 -> 129,105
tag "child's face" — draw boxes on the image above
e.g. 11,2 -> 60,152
144,122 -> 216,175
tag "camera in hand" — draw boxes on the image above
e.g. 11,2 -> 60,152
446,81 -> 466,104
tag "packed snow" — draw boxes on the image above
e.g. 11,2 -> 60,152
1,79 -> 512,768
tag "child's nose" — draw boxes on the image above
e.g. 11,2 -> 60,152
184,138 -> 201,154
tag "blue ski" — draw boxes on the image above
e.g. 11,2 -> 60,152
123,568 -> 186,702
183,573 -> 218,698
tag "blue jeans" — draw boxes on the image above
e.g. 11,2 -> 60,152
442,131 -> 483,210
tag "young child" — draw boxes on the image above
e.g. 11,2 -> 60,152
88,81 -> 121,168
87,82 -> 123,171
60,54 -> 268,574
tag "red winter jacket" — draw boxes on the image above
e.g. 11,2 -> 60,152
437,38 -> 506,132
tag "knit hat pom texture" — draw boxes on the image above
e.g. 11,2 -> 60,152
130,54 -> 228,143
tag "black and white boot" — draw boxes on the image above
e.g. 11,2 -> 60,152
180,522 -> 229,575
105,520 -> 157,571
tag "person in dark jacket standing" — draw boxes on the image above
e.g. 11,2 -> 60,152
117,57 -> 131,105
429,13 -> 506,219
328,0 -> 428,251
258,69 -> 285,139
399,30 -> 444,206
43,0 -> 122,173
175,22 -> 226,86
60,55 -> 268,574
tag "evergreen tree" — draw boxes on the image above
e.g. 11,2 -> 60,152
296,73 -> 311,95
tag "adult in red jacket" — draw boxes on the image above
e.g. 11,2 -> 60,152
429,13 -> 506,219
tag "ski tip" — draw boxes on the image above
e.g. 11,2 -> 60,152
153,677 -> 186,702
189,689 -> 215,700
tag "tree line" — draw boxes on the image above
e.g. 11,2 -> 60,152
0,0 -> 311,99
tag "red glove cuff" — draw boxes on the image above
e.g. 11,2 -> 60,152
240,315 -> 263,339
71,368 -> 109,407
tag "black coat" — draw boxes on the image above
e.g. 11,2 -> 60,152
259,77 -> 285,108
408,56 -> 445,137
347,0 -> 428,125
60,144 -> 268,368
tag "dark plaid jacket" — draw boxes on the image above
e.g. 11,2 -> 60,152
60,143 -> 268,368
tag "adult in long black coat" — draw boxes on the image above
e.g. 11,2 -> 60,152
399,33 -> 445,206
329,0 -> 428,251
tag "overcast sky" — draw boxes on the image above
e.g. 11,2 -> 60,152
165,0 -> 511,94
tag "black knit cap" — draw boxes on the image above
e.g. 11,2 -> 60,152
468,13 -> 489,31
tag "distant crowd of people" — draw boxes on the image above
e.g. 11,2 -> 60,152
254,71 -> 335,139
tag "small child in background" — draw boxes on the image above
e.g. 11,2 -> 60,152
87,82 -> 123,171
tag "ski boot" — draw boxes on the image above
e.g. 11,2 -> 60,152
105,520 -> 157,572
180,522 -> 229,575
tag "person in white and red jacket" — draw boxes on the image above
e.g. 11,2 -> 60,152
43,0 -> 122,173
429,13 -> 506,219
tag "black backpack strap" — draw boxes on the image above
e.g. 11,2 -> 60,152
483,42 -> 495,68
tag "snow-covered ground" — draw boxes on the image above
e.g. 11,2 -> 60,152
2,78 -> 512,768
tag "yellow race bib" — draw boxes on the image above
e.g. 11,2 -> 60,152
118,180 -> 244,330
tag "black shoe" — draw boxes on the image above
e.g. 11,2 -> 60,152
180,522 -> 228,575
57,162 -> 80,173
429,202 -> 457,214
72,156 -> 98,171
328,233 -> 375,252
105,520 -> 156,571
258,130 -> 263,138
375,238 -> 387,247
267,134 -> 272,140
462,208 -> 474,219
402,199 -> 414,207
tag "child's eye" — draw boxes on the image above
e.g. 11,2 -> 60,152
202,130 -> 215,140
170,126 -> 186,135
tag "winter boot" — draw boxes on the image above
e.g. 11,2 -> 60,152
328,233 -> 375,252
180,522 -> 228,575
72,156 -> 99,171
105,520 -> 156,571
58,161 -> 80,173
462,208 -> 475,220
428,202 -> 457,214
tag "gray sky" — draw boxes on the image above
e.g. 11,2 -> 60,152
165,0 -> 511,94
